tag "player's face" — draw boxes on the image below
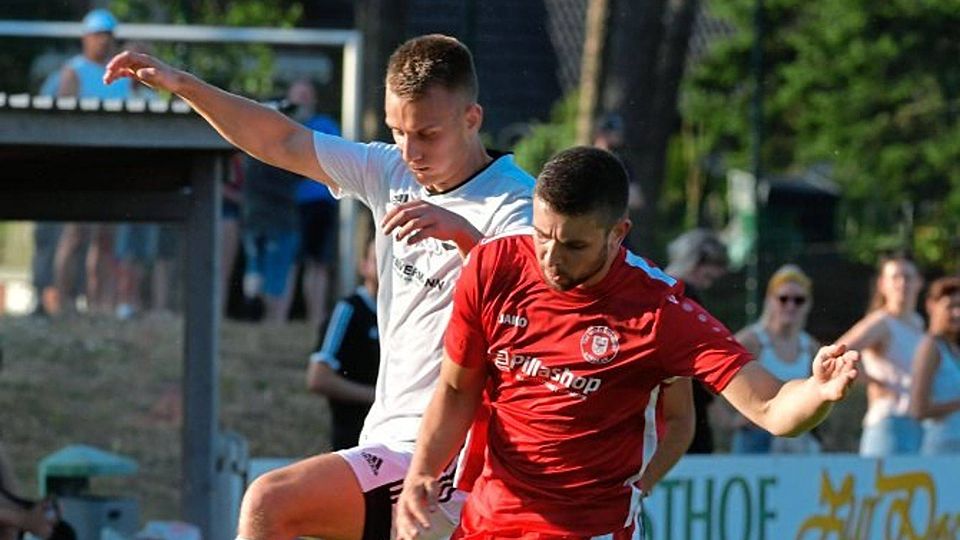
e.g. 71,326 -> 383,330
532,197 -> 630,292
385,85 -> 482,192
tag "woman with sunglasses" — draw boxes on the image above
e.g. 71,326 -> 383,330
728,265 -> 822,453
909,276 -> 960,454
838,255 -> 925,456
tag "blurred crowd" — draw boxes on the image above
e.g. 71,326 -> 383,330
28,9 -> 342,327
665,229 -> 960,458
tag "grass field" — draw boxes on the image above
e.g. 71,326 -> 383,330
0,313 -> 330,521
0,310 -> 868,524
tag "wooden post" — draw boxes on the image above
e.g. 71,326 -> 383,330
576,0 -> 610,145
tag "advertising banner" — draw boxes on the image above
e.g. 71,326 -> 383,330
642,455 -> 960,540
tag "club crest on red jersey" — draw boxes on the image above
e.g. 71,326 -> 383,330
580,325 -> 620,365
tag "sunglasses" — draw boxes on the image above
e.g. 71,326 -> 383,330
777,295 -> 807,306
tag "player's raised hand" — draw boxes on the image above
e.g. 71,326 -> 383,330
382,199 -> 481,256
104,51 -> 182,92
395,473 -> 440,540
811,343 -> 859,402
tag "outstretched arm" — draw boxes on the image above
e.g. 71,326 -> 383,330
395,353 -> 487,540
721,344 -> 859,437
835,312 -> 891,386
104,51 -> 332,187
836,311 -> 888,352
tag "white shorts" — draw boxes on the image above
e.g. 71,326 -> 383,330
337,441 -> 466,540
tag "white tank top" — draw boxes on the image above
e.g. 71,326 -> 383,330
923,339 -> 960,442
753,325 -> 813,381
862,315 -> 924,426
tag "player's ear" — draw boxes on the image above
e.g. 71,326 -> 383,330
464,103 -> 483,133
610,218 -> 631,248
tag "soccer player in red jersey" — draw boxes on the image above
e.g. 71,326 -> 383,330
396,146 -> 859,540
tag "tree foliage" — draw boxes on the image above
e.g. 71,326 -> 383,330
682,0 -> 960,270
111,0 -> 304,97
512,93 -> 578,177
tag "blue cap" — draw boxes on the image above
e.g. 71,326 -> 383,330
82,9 -> 118,35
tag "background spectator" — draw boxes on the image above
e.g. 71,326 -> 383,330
30,223 -> 61,318
730,264 -> 822,453
288,78 -> 341,327
306,234 -> 379,450
221,153 -> 245,317
592,113 -> 642,212
151,225 -> 180,315
240,153 -> 302,324
49,9 -> 132,316
837,254 -> 925,456
664,228 -> 730,454
909,276 -> 960,454
113,224 -> 159,320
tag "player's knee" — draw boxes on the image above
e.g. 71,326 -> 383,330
239,472 -> 298,537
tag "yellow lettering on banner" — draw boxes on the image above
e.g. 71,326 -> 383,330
795,463 -> 960,540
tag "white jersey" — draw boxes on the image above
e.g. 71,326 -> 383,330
312,132 -> 534,443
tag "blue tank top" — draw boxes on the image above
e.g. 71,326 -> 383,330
67,55 -> 132,99
923,339 -> 960,444
753,325 -> 813,380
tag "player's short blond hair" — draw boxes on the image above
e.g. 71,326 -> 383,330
386,34 -> 478,101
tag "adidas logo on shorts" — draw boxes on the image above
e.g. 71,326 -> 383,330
360,451 -> 383,476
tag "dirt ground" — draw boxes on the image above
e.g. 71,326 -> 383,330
0,313 -> 329,521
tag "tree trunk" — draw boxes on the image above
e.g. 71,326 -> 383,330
576,0 -> 611,145
601,0 -> 700,251
354,0 -> 408,141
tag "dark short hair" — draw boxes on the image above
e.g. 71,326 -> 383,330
386,34 -> 478,101
534,146 -> 628,226
927,276 -> 960,303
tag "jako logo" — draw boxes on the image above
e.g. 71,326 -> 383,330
494,349 -> 602,396
497,313 -> 528,328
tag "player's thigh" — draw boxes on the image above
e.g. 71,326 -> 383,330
338,443 -> 461,540
244,452 -> 365,540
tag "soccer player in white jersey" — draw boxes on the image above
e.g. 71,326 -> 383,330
396,147 -> 859,540
105,35 -> 534,540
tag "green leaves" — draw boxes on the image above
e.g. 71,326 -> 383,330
683,0 -> 960,270
110,0 -> 304,98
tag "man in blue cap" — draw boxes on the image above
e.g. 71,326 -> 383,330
46,8 -> 134,317
56,9 -> 131,98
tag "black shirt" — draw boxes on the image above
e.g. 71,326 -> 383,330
310,288 -> 380,450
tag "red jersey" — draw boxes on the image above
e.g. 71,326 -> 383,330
444,231 -> 751,537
